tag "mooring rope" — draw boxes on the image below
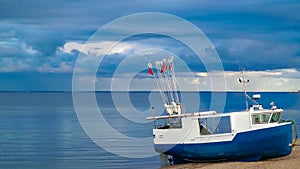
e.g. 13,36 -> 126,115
280,120 -> 298,147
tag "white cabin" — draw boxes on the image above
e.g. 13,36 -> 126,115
147,105 -> 283,145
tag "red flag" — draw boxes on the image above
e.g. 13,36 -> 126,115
160,64 -> 165,73
148,68 -> 154,75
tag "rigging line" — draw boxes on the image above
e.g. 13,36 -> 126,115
166,62 -> 176,103
147,56 -> 181,105
157,71 -> 168,103
147,60 -> 167,104
168,73 -> 176,103
163,67 -> 175,103
155,61 -> 170,104
154,70 -> 168,104
163,59 -> 175,103
170,61 -> 179,103
169,61 -> 178,103
164,57 -> 177,104
159,59 -> 173,104
168,69 -> 178,103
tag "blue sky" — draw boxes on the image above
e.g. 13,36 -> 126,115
0,0 -> 300,91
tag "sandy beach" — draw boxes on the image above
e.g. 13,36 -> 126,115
163,141 -> 300,169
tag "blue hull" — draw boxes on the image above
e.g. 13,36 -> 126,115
155,123 -> 292,162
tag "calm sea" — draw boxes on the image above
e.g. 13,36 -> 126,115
0,92 -> 299,168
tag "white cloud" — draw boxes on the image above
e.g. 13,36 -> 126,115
21,42 -> 39,55
82,69 -> 300,92
59,41 -> 136,55
235,69 -> 299,78
214,69 -> 300,92
194,72 -> 208,77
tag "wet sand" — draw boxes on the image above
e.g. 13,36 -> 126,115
163,141 -> 300,169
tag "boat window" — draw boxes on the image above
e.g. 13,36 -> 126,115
198,116 -> 232,135
154,117 -> 182,129
251,113 -> 271,124
270,112 -> 281,123
199,124 -> 211,135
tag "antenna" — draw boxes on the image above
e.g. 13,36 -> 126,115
238,66 -> 251,110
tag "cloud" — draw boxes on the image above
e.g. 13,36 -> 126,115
73,68 -> 299,92
213,68 -> 300,92
194,72 -> 208,77
36,61 -> 73,73
1,0 -> 300,91
215,37 -> 300,70
59,41 -> 136,55
218,68 -> 300,79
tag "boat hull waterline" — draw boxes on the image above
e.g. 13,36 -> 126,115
155,122 -> 292,162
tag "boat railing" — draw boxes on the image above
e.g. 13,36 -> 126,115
146,111 -> 217,121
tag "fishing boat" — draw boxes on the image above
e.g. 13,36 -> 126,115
146,56 -> 296,163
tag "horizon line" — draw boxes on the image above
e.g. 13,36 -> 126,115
0,90 -> 298,93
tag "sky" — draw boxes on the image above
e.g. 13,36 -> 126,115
0,0 -> 300,91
